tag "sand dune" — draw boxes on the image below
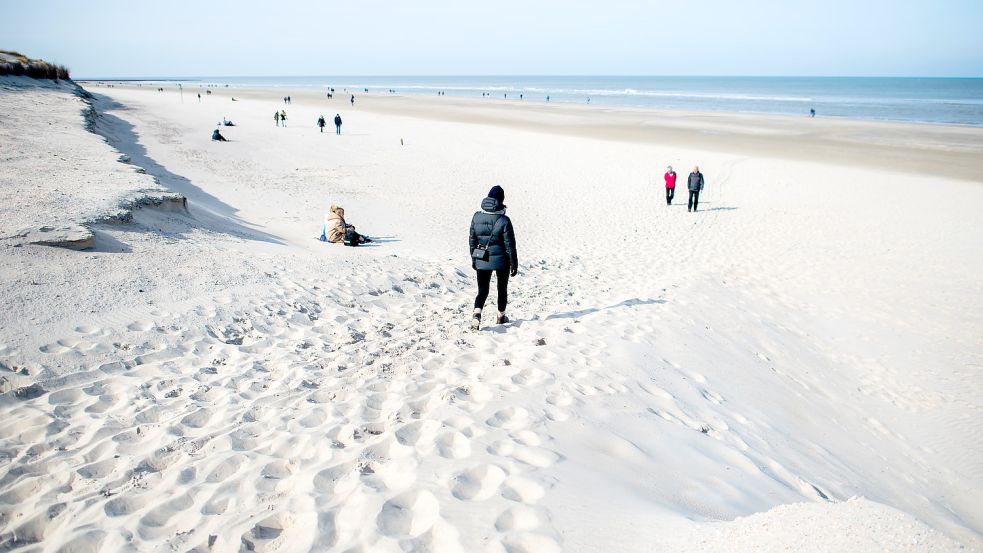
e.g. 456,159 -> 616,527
0,79 -> 980,551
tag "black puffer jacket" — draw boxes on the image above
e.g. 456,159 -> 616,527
688,171 -> 704,192
469,197 -> 517,271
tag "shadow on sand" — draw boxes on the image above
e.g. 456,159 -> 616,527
544,297 -> 667,320
89,92 -> 284,246
482,297 -> 667,333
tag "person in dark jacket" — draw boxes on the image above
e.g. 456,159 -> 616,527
211,128 -> 227,142
317,115 -> 326,132
334,114 -> 342,134
687,166 -> 704,212
469,185 -> 518,330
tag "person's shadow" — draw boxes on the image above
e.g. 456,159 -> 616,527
482,297 -> 667,332
545,297 -> 667,321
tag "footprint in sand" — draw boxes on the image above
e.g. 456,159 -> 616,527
104,493 -> 151,517
39,342 -> 72,355
314,461 -> 361,496
74,324 -> 104,335
499,533 -> 562,553
180,408 -> 213,429
241,512 -> 317,552
509,445 -> 560,468
205,455 -> 244,483
486,407 -> 531,430
701,388 -> 724,404
495,505 -> 541,532
512,368 -> 549,386
376,490 -> 441,538
127,320 -> 154,332
501,475 -> 546,504
436,431 -> 471,459
396,419 -> 441,447
510,430 -> 543,447
451,464 -> 508,501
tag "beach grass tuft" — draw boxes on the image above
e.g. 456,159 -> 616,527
0,49 -> 70,80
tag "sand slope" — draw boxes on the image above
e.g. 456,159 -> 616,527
0,82 -> 981,552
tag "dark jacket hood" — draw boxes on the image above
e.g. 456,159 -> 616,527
481,197 -> 505,212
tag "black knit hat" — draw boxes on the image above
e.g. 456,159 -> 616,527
487,185 -> 505,202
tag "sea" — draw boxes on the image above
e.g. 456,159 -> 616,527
112,76 -> 983,126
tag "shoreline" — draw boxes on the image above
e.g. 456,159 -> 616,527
81,81 -> 983,182
76,77 -> 983,129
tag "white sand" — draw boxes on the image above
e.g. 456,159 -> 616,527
0,79 -> 981,552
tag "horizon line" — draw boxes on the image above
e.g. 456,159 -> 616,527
73,74 -> 983,81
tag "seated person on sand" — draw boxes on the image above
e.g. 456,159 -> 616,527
222,118 -> 235,126
211,128 -> 228,142
324,204 -> 372,244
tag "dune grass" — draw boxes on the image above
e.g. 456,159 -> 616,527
0,50 -> 70,80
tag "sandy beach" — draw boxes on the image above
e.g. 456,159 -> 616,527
1,78 -> 981,552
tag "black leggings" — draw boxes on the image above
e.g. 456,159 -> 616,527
666,187 -> 675,204
475,269 -> 509,311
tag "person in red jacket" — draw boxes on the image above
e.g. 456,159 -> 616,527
664,165 -> 677,205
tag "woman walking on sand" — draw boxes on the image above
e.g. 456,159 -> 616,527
664,165 -> 677,205
469,185 -> 518,330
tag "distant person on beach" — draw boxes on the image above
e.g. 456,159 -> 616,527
280,110 -> 287,126
211,129 -> 227,142
687,166 -> 704,212
546,96 -> 550,102
810,108 -> 816,117
324,204 -> 371,245
222,118 -> 235,126
351,94 -> 355,106
317,115 -> 326,132
664,166 -> 677,205
469,185 -> 518,330
274,111 -> 280,126
197,93 -> 201,102
334,114 -> 342,134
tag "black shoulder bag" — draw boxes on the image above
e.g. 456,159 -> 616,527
471,216 -> 504,261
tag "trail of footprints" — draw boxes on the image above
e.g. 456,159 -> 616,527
0,264 -> 571,552
1,258 -> 790,552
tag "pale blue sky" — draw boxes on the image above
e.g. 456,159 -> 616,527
4,0 -> 982,77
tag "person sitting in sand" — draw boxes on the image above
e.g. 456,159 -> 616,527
211,128 -> 228,142
324,204 -> 371,245
222,118 -> 235,126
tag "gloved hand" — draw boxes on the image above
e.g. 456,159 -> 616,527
510,266 -> 517,277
